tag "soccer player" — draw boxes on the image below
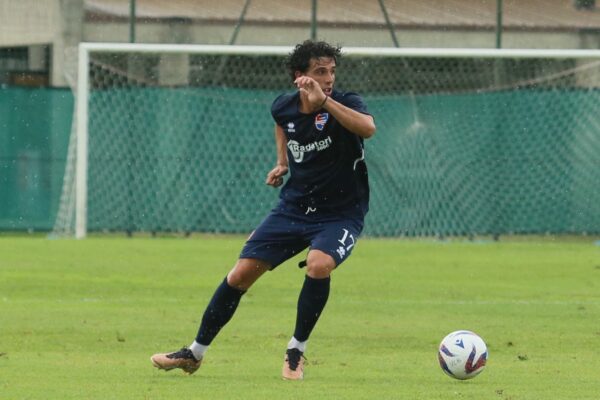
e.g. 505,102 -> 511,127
151,40 -> 375,380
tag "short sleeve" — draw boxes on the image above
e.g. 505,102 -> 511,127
338,92 -> 370,115
271,92 -> 297,126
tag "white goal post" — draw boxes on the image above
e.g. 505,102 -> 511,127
61,42 -> 600,238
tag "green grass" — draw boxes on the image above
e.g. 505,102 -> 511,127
1,236 -> 599,399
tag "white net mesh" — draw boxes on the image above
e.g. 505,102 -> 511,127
53,46 -> 600,237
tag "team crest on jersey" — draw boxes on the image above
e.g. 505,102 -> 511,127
314,113 -> 329,131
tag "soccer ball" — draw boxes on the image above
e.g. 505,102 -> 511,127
438,330 -> 488,380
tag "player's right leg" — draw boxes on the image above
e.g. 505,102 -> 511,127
151,258 -> 270,374
150,347 -> 203,375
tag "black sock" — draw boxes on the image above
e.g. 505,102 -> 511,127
195,277 -> 245,345
293,275 -> 331,342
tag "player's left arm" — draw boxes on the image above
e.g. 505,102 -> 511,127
294,75 -> 375,139
322,97 -> 375,139
295,76 -> 375,139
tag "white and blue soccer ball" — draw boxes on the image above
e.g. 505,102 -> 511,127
438,330 -> 488,380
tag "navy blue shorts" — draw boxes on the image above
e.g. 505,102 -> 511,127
239,202 -> 365,269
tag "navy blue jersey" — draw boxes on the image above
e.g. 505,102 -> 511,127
271,89 -> 370,218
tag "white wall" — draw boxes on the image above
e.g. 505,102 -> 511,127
0,0 -> 60,46
0,1 -> 597,87
0,0 -> 83,86
84,21 -> 591,49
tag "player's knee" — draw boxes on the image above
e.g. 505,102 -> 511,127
226,269 -> 250,290
227,259 -> 269,290
306,251 -> 336,279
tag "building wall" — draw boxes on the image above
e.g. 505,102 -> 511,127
0,0 -> 83,87
0,0 -> 598,87
83,22 -> 591,48
0,0 -> 60,46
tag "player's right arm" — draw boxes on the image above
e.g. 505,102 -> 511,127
265,124 -> 288,187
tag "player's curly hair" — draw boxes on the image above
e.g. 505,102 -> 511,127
286,40 -> 342,81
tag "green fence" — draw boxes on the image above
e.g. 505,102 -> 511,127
0,87 -> 72,231
2,87 -> 599,236
366,90 -> 600,236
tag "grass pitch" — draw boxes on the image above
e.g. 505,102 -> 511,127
1,235 -> 599,399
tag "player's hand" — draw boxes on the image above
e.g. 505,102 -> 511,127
265,164 -> 288,187
294,76 -> 327,109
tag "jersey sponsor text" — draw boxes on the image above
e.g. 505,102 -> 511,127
287,136 -> 332,162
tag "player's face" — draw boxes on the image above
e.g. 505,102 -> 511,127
303,57 -> 336,96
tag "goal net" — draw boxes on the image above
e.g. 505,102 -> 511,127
53,44 -> 600,238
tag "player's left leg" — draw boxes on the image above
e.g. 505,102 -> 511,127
282,249 -> 335,380
283,219 -> 364,380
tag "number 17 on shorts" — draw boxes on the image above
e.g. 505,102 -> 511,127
312,221 -> 363,266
